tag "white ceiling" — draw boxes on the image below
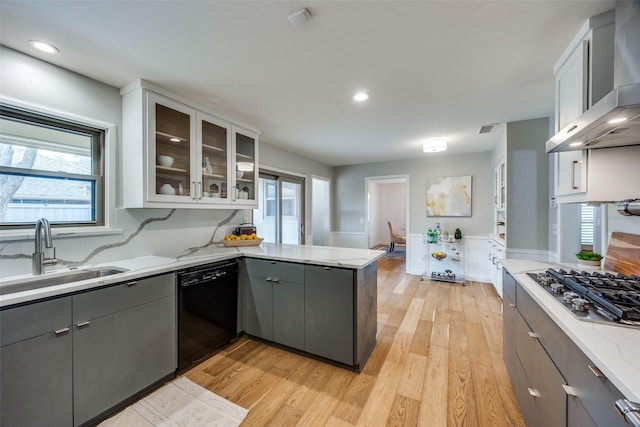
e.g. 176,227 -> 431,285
0,0 -> 615,166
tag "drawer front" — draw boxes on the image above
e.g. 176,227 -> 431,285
516,282 -> 568,376
502,269 -> 516,303
244,258 -> 304,284
73,273 -> 175,321
502,293 -> 518,380
566,340 -> 627,427
514,312 -> 567,427
1,297 -> 71,346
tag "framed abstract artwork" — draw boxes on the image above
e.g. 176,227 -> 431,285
426,175 -> 472,217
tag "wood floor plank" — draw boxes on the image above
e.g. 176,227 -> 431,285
419,344 -> 449,427
181,258 -> 524,427
396,352 -> 428,401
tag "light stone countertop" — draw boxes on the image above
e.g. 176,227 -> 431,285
0,243 -> 384,308
502,258 -> 640,402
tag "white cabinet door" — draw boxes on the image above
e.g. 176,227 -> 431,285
555,40 -> 588,132
556,151 -> 587,196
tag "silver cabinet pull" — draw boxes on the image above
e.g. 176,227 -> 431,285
562,384 -> 577,396
126,281 -> 137,287
527,331 -> 538,339
76,321 -> 91,328
509,303 -> 516,308
191,181 -> 196,200
527,388 -> 539,397
272,277 -> 279,283
265,277 -> 272,282
571,160 -> 580,190
323,267 -> 331,270
588,364 -> 606,378
54,327 -> 70,336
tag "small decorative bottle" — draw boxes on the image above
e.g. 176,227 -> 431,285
203,157 -> 213,174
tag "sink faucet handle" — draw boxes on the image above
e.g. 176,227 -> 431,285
44,247 -> 57,267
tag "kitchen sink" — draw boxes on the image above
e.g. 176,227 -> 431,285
0,267 -> 129,295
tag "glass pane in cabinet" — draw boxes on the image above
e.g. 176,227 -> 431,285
155,104 -> 190,197
201,120 -> 228,200
235,132 -> 255,201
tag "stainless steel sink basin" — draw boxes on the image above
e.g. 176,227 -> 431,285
0,267 -> 129,295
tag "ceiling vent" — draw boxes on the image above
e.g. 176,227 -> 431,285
478,123 -> 498,134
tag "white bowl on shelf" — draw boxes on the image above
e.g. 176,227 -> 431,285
236,170 -> 244,178
157,155 -> 174,167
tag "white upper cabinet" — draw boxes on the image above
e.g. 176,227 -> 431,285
553,10 -> 614,132
552,10 -> 614,199
121,81 -> 259,209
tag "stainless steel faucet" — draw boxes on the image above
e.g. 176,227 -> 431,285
32,218 -> 57,274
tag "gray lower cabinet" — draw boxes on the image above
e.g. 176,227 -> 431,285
243,258 -> 305,350
243,258 -> 377,370
72,273 -> 177,426
503,269 -> 628,427
0,297 -> 73,426
305,265 -> 354,365
0,272 -> 176,427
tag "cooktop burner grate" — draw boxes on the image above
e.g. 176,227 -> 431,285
527,269 -> 640,328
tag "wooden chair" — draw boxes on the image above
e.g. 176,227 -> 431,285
387,221 -> 406,251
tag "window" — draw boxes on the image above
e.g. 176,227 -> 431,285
254,170 -> 304,244
580,203 -> 595,251
0,105 -> 105,228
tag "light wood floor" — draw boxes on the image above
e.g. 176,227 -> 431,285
184,258 -> 525,426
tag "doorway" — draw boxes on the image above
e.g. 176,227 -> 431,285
365,175 -> 409,253
253,170 -> 305,244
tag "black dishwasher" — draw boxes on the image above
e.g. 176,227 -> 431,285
177,259 -> 238,371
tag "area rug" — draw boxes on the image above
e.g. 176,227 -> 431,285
380,245 -> 406,259
99,376 -> 248,427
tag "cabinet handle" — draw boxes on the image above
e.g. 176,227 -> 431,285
509,303 -> 516,308
527,331 -> 538,339
571,160 -> 580,190
272,277 -> 280,283
191,181 -> 196,200
126,281 -> 137,287
527,388 -> 539,397
198,181 -> 202,199
588,364 -> 606,379
265,276 -> 272,282
323,267 -> 331,270
54,327 -> 70,336
76,321 -> 91,329
562,384 -> 577,397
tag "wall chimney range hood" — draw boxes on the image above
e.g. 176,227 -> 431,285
547,1 -> 640,153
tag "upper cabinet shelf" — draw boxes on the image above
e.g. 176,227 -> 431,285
121,81 -> 259,209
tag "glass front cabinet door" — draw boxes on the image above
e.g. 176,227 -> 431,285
147,92 -> 196,203
198,112 -> 231,205
232,127 -> 258,206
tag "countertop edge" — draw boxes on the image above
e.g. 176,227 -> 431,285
1,245 -> 384,308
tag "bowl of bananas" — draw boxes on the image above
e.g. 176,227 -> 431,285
431,251 -> 447,261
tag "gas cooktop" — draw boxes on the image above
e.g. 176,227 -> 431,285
527,269 -> 640,328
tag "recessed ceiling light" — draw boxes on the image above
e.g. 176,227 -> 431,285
608,117 -> 627,124
353,92 -> 370,102
29,40 -> 59,54
423,138 -> 448,153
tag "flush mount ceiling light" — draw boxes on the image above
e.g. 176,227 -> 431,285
237,162 -> 254,172
29,40 -> 59,54
353,92 -> 370,102
423,138 -> 448,153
